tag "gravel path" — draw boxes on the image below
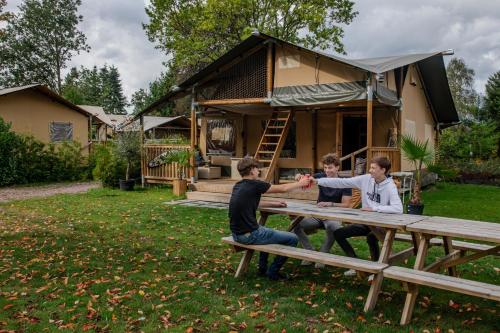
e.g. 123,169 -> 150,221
0,181 -> 101,203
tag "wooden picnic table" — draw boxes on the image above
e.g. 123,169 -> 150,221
395,216 -> 500,324
234,202 -> 427,312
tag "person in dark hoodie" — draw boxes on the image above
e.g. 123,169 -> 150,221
311,156 -> 402,276
229,157 -> 312,280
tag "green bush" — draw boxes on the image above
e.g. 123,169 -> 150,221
0,118 -> 22,186
0,116 -> 88,186
91,143 -> 127,188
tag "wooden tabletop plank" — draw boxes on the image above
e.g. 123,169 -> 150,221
407,217 -> 500,243
260,202 -> 426,230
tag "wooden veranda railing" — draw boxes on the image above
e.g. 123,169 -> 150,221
340,146 -> 401,176
141,144 -> 191,184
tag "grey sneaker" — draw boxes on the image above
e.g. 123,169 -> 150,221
301,260 -> 312,266
314,262 -> 325,269
343,269 -> 357,277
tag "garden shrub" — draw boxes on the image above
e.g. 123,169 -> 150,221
91,143 -> 127,188
0,117 -> 22,186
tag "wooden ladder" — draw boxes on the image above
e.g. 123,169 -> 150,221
254,110 -> 293,182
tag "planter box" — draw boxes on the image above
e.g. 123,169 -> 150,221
173,179 -> 187,196
198,166 -> 221,179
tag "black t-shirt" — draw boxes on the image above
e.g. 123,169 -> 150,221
314,172 -> 352,203
229,179 -> 271,235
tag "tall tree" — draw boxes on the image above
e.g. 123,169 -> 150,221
0,0 -> 89,92
483,71 -> 500,125
0,0 -> 12,37
144,0 -> 357,77
62,65 -> 128,114
446,58 -> 478,120
100,65 -> 127,115
131,71 -> 175,116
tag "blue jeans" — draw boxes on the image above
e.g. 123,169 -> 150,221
233,226 -> 298,275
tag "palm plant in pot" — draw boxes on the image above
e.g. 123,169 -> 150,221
163,149 -> 192,196
115,130 -> 141,191
400,134 -> 434,214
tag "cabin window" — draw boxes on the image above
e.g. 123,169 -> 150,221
206,119 -> 235,156
49,122 -> 73,142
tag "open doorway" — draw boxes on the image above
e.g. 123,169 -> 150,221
341,115 -> 367,170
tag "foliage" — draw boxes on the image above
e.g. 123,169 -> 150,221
162,149 -> 192,179
0,0 -> 12,37
144,0 -> 357,76
62,65 -> 128,114
115,131 -> 141,181
0,117 -> 22,186
146,133 -> 190,145
483,70 -> 500,126
91,143 -> 126,187
0,185 -> 498,332
446,58 -> 479,121
439,121 -> 499,161
0,0 -> 90,93
0,117 -> 88,186
400,135 -> 433,205
131,70 -> 175,115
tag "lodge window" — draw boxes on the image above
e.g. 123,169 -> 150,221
49,122 -> 73,142
206,119 -> 236,156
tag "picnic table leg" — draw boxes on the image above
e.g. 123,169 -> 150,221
364,228 -> 395,312
234,213 -> 269,278
400,234 -> 429,325
442,236 -> 457,277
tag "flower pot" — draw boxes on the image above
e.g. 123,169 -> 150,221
119,179 -> 135,191
173,179 -> 188,196
407,203 -> 424,215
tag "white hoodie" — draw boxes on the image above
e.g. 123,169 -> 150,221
317,174 -> 403,214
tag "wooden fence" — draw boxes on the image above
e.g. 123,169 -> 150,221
141,144 -> 191,184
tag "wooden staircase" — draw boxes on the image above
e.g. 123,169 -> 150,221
254,110 -> 293,182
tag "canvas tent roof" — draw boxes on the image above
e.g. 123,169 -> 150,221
78,105 -> 113,126
0,84 -> 94,118
136,32 -> 458,126
143,116 -> 191,132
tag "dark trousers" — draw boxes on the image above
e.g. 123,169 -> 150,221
333,224 -> 380,261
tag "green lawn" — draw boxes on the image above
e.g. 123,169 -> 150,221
0,183 -> 498,332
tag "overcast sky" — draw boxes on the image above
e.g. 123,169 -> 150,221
5,0 -> 500,112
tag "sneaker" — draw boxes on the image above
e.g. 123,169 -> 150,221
367,274 -> 375,283
343,269 -> 357,277
267,272 -> 289,281
314,262 -> 325,269
301,260 -> 312,266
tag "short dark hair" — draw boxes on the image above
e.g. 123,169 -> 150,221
371,156 -> 391,174
322,153 -> 340,167
237,157 -> 260,176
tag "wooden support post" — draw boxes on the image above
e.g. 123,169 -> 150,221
190,88 -> 197,182
235,213 -> 269,278
140,116 -> 145,188
367,77 -> 373,149
312,110 -> 317,172
336,111 -> 341,157
400,235 -> 429,325
266,42 -> 273,99
364,229 -> 395,312
242,114 -> 247,156
443,236 -> 457,277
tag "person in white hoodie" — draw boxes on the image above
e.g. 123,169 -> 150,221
311,156 -> 403,276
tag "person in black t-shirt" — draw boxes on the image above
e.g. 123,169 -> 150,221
229,157 -> 312,280
293,154 -> 352,268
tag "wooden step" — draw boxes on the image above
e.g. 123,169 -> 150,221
383,266 -> 500,301
222,237 -> 388,273
268,126 -> 285,129
394,233 -> 498,253
262,142 -> 278,145
264,134 -> 281,137
259,159 -> 272,163
257,151 -> 275,154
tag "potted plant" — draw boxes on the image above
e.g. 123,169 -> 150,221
400,134 -> 434,215
115,130 -> 141,191
163,149 -> 193,196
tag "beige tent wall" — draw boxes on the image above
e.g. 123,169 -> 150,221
401,65 -> 436,171
373,107 -> 397,147
316,111 -> 338,168
274,45 -> 365,88
0,90 -> 89,148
